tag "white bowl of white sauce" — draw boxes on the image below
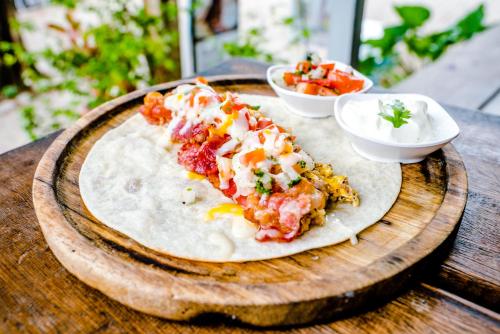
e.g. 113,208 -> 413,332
334,93 -> 460,163
267,62 -> 373,118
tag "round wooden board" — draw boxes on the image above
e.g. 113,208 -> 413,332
33,75 -> 468,327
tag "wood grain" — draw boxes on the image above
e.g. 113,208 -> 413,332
0,102 -> 496,333
31,76 -> 467,326
427,106 -> 500,309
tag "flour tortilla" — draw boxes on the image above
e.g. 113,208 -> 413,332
79,95 -> 401,262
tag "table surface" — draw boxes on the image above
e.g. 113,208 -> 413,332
1,59 -> 499,333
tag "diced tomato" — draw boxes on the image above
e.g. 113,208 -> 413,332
220,178 -> 237,197
198,95 -> 210,107
296,60 -> 312,73
240,148 -> 265,166
283,72 -> 300,86
304,79 -> 331,87
256,118 -> 273,130
144,91 -> 163,106
276,125 -> 287,133
296,82 -> 320,95
221,99 -> 245,114
258,132 -> 265,144
319,63 -> 335,71
140,92 -> 172,125
196,76 -> 208,85
327,70 -> 364,94
318,86 -> 338,96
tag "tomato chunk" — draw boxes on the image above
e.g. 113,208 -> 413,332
196,76 -> 208,85
283,72 -> 300,86
296,60 -> 312,73
240,148 -> 265,166
319,63 -> 335,71
140,92 -> 172,125
296,82 -> 320,95
327,70 -> 364,94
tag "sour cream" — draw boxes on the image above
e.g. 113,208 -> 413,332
341,98 -> 435,144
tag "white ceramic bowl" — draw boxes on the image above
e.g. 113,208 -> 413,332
334,93 -> 460,163
267,61 -> 373,118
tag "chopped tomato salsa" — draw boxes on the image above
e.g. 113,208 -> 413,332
282,52 -> 364,96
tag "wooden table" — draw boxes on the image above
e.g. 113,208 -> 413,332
1,59 -> 499,333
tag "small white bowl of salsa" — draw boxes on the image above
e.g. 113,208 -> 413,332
267,58 -> 373,118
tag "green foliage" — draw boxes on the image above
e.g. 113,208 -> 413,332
21,106 -> 37,140
223,2 -> 310,63
395,6 -> 430,28
223,27 -> 275,63
378,100 -> 412,128
1,85 -> 18,98
360,4 -> 486,87
2,0 -> 179,139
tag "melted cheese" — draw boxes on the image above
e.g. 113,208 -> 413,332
186,171 -> 205,180
205,203 -> 244,221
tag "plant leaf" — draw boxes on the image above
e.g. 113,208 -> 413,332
378,99 -> 412,128
395,6 -> 430,28
455,4 -> 485,38
364,25 -> 409,55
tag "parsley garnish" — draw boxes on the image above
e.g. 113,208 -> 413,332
378,99 -> 412,128
298,160 -> 306,168
256,179 -> 271,195
254,169 -> 264,177
288,177 -> 302,188
249,105 -> 260,110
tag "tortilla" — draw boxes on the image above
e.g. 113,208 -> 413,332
79,94 -> 401,262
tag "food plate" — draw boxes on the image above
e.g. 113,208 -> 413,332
33,75 -> 467,326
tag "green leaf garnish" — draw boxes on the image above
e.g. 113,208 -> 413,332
298,160 -> 306,168
254,169 -> 264,177
288,177 -> 301,188
255,179 -> 271,195
378,99 -> 412,128
249,105 -> 260,110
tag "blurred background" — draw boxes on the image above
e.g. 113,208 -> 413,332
1,0 -> 498,153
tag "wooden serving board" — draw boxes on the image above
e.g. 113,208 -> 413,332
32,75 -> 468,327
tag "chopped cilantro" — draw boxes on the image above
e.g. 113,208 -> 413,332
378,99 -> 412,128
249,105 -> 260,110
298,160 -> 306,168
288,177 -> 302,188
254,169 -> 264,177
256,179 -> 271,195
